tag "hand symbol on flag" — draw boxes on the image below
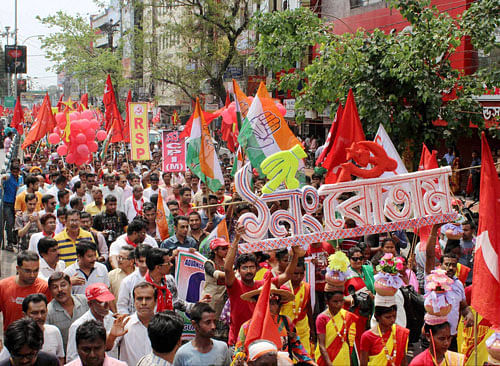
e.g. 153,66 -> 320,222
260,144 -> 307,194
252,111 -> 281,149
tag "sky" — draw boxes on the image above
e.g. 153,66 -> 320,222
0,0 -> 102,89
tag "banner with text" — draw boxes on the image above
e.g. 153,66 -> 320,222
129,102 -> 150,160
162,130 -> 186,172
175,249 -> 207,340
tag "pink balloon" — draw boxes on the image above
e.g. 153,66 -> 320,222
66,153 -> 76,164
96,130 -> 107,141
57,120 -> 66,130
85,129 -> 96,140
48,133 -> 60,145
75,156 -> 87,166
69,112 -> 80,121
77,144 -> 89,156
88,141 -> 98,153
57,144 -> 68,156
80,119 -> 90,129
75,133 -> 86,144
55,112 -> 66,124
81,110 -> 94,120
276,102 -> 286,117
90,119 -> 100,129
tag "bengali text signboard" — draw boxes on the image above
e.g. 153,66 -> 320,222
129,102 -> 150,160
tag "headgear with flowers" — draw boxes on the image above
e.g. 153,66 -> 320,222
374,253 -> 405,293
424,269 -> 455,319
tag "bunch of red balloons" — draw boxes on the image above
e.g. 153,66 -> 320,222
48,109 -> 107,166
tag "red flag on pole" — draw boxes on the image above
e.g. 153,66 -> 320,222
179,110 -> 219,139
56,94 -> 64,112
103,74 -> 124,143
22,93 -> 55,149
471,132 -> 500,327
122,90 -> 131,143
11,96 -> 24,135
81,93 -> 89,109
323,89 -> 365,183
316,103 -> 343,167
244,276 -> 282,353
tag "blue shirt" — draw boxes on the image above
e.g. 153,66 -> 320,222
2,174 -> 20,203
161,234 -> 198,250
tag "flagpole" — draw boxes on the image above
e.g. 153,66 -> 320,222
474,311 -> 478,366
31,139 -> 44,161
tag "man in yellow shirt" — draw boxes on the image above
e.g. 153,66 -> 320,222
15,175 -> 43,213
85,187 -> 105,216
55,210 -> 95,267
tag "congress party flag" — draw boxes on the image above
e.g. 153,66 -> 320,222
186,99 -> 224,192
238,82 -> 303,175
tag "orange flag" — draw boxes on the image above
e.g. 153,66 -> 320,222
156,189 -> 169,241
22,93 -> 55,149
244,276 -> 282,353
11,96 -> 24,135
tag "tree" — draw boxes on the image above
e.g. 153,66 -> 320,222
145,0 -> 254,103
37,11 -> 129,97
251,0 -> 500,154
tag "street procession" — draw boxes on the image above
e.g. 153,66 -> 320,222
0,0 -> 498,365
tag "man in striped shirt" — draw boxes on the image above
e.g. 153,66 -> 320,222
54,210 -> 95,267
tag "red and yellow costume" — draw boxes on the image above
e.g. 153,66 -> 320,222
455,263 -> 470,286
360,324 -> 409,366
280,281 -> 312,354
315,308 -> 358,366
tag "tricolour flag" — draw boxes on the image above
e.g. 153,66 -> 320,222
199,218 -> 229,256
471,132 -> 500,327
238,82 -> 302,175
186,99 -> 224,192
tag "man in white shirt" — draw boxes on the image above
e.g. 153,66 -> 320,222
116,244 -> 151,314
101,174 -> 124,212
107,282 -> 155,365
22,293 -> 65,364
46,175 -> 69,204
64,241 -> 109,295
109,218 -> 157,269
65,283 -> 119,362
123,185 -> 149,222
29,213 -> 57,256
143,173 -> 162,201
37,238 -> 66,281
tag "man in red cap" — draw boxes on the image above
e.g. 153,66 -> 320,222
66,283 -> 128,362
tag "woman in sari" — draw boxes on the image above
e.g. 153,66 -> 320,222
410,320 -> 464,365
316,290 -> 358,365
359,296 -> 409,366
344,247 -> 375,348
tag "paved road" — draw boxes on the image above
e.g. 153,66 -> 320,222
0,147 -> 16,281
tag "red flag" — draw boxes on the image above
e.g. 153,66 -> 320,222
316,103 -> 343,167
22,93 -> 55,149
471,132 -> 500,327
103,74 -> 124,143
11,96 -> 24,135
0,105 -> 3,116
57,94 -> 64,112
323,89 -> 365,183
418,143 -> 438,170
417,143 -> 440,252
122,90 -> 131,143
179,110 -> 218,139
81,93 -> 89,109
244,276 -> 282,352
224,92 -> 230,108
152,108 -> 161,125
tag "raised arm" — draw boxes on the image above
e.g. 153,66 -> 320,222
276,246 -> 305,288
224,223 -> 245,287
425,224 -> 441,275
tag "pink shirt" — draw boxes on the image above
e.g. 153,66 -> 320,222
4,137 -> 11,154
65,355 -> 127,366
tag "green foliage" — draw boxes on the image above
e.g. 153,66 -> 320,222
148,0 -> 254,102
37,11 -> 129,96
252,0 -> 499,150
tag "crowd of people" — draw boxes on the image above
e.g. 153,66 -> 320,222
0,141 -> 487,366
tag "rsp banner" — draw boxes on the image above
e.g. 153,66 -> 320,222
162,131 -> 186,172
129,102 -> 150,160
175,249 -> 207,340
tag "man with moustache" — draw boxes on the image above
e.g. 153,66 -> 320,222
46,272 -> 89,350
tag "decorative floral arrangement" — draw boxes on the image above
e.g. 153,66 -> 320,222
327,251 -> 350,275
425,269 -> 454,292
376,253 -> 405,274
